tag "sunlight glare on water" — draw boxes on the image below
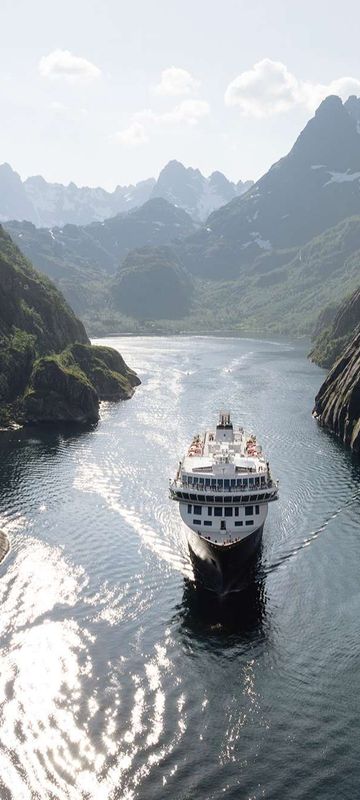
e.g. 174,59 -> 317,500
0,335 -> 359,800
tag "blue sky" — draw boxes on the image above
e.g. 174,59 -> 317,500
1,0 -> 360,188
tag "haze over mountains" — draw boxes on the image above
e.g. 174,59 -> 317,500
3,94 -> 360,336
0,159 -> 252,227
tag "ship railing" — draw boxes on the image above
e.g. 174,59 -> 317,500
169,478 -> 278,492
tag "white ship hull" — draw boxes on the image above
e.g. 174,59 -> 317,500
170,413 -> 278,594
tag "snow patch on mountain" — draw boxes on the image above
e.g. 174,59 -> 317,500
324,170 -> 360,186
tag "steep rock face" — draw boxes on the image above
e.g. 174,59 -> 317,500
310,285 -> 360,368
181,95 -> 360,279
0,225 -> 88,351
24,356 -> 99,424
0,226 -> 140,425
68,344 -> 141,400
313,331 -> 360,451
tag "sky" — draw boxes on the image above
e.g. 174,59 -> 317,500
1,0 -> 360,190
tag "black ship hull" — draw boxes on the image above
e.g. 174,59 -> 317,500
187,525 -> 264,594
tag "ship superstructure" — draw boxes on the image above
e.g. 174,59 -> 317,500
169,412 -> 279,587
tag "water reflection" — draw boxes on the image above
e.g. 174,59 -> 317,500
177,571 -> 267,641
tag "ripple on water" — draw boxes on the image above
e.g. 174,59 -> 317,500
0,336 -> 360,800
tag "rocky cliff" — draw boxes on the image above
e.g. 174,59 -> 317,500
310,284 -> 360,368
313,330 -> 360,452
0,225 -> 140,426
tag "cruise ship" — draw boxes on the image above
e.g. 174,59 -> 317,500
169,412 -> 279,591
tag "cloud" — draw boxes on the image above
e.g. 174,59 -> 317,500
39,49 -> 101,82
49,101 -> 88,120
115,99 -> 210,146
153,66 -> 200,96
225,58 -> 360,117
137,99 -> 210,126
114,121 -> 149,147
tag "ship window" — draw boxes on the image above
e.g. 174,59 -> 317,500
264,493 -> 270,500
194,505 -> 202,515
230,479 -> 235,487
205,478 -> 210,486
234,496 -> 240,503
204,520 -> 212,526
255,505 -> 260,515
206,496 -> 213,502
208,507 -> 212,516
235,507 -> 239,517
224,496 -> 231,504
245,506 -> 253,516
246,520 -> 253,526
193,519 -> 201,525
243,495 -> 249,503
198,495 -> 205,501
217,496 -> 223,503
235,521 -> 243,527
221,521 -> 226,530
211,479 -> 216,488
225,507 -> 233,517
236,479 -> 241,487
243,480 -> 248,488
182,493 -> 189,500
199,478 -> 204,486
249,478 -> 254,486
188,476 -> 192,484
214,507 -> 222,517
187,504 -> 192,513
255,477 -> 259,487
190,494 -> 197,501
224,479 -> 230,489
218,480 -> 223,489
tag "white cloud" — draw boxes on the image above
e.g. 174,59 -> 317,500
153,66 -> 200,96
115,99 -> 210,146
115,121 -> 148,147
49,101 -> 88,120
225,58 -> 360,117
39,49 -> 101,82
138,99 -> 210,126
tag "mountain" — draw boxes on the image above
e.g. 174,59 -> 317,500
313,328 -> 360,452
0,163 -> 36,223
4,198 -> 197,313
151,160 -> 252,221
0,162 -> 156,227
0,226 -> 139,425
0,161 -> 252,228
310,283 -> 360,367
181,95 -> 360,280
112,246 -> 192,320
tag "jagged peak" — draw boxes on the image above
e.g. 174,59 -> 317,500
315,94 -> 344,117
344,94 -> 360,122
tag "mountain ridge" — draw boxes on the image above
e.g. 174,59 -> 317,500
0,160 -> 252,228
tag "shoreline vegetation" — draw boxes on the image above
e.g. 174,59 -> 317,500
0,225 -> 140,430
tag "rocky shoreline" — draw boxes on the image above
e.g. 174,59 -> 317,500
313,330 -> 360,452
0,225 -> 140,429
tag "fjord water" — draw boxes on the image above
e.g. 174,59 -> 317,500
0,336 -> 359,800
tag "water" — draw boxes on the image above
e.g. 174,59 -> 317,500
0,335 -> 359,800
